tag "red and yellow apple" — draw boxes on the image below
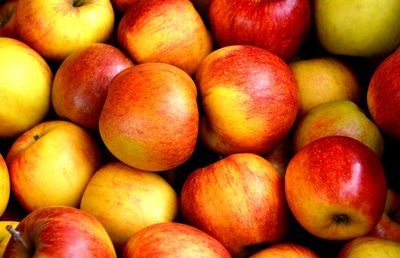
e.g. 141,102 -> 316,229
249,243 -> 319,258
0,154 -> 10,217
0,221 -> 18,257
337,236 -> 400,258
0,0 -> 18,38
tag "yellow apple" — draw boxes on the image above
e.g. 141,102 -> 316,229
0,221 -> 18,257
0,154 -> 10,217
337,236 -> 400,257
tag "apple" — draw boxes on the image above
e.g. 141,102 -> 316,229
0,0 -> 18,38
15,0 -> 114,61
52,43 -> 134,131
6,120 -> 101,212
122,222 -> 231,257
292,100 -> 384,157
337,236 -> 400,258
0,37 -> 52,138
263,138 -> 291,176
314,0 -> 400,57
190,0 -> 209,21
208,0 -> 311,60
0,154 -> 10,217
289,57 -> 361,115
117,0 -> 213,76
285,136 -> 387,240
181,153 -> 290,255
99,63 -> 199,172
367,50 -> 400,140
196,45 -> 299,155
3,206 -> 117,257
368,188 -> 400,242
249,243 -> 319,258
0,221 -> 18,257
111,0 -> 137,13
80,162 -> 179,249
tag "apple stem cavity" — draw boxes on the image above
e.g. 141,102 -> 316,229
6,225 -> 31,253
333,214 -> 350,225
73,0 -> 85,7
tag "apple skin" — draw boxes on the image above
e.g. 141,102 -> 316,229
122,222 -> 231,258
80,162 -> 179,249
289,57 -> 361,115
117,0 -> 213,76
0,221 -> 18,257
0,154 -> 10,217
285,136 -> 387,240
0,37 -> 52,138
208,0 -> 311,60
337,236 -> 400,258
196,45 -> 299,155
292,100 -> 384,157
3,206 -> 117,257
0,0 -> 18,38
181,153 -> 290,255
15,0 -> 114,61
367,50 -> 400,140
314,0 -> 400,57
111,0 -> 138,13
6,120 -> 101,212
52,43 -> 134,131
249,243 -> 319,258
99,63 -> 199,172
368,188 -> 400,242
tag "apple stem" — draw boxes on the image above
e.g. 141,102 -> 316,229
6,225 -> 30,252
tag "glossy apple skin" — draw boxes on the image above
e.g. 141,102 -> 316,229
0,0 -> 18,38
209,0 -> 311,60
368,50 -> 400,140
99,63 -> 199,172
249,243 -> 319,258
196,45 -> 299,155
122,222 -> 231,258
6,120 -> 101,212
52,43 -> 134,131
117,0 -> 213,76
3,206 -> 117,257
0,37 -> 52,138
0,154 -> 10,217
181,153 -> 289,255
80,162 -> 179,249
337,236 -> 400,258
15,0 -> 114,61
285,136 -> 387,240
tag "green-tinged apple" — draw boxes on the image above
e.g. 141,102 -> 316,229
208,0 -> 311,60
111,0 -> 137,13
0,154 -> 10,217
196,45 -> 299,155
337,236 -> 400,258
15,0 -> 114,61
117,0 -> 213,76
249,243 -> 319,258
367,50 -> 400,140
52,43 -> 134,131
368,189 -> 400,242
285,136 -> 387,240
0,221 -> 18,257
0,0 -> 18,38
314,0 -> 400,57
122,222 -> 231,258
3,206 -> 117,257
99,63 -> 199,172
263,138 -> 291,176
289,57 -> 361,115
6,120 -> 101,212
292,100 -> 384,157
181,153 -> 290,255
0,37 -> 52,138
80,162 -> 179,249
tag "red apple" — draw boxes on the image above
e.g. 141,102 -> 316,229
285,136 -> 387,240
208,0 -> 311,60
196,45 -> 299,155
337,236 -> 400,257
3,206 -> 116,257
181,153 -> 290,255
52,43 -> 134,131
249,243 -> 319,258
99,63 -> 199,172
367,50 -> 400,140
122,222 -> 231,258
0,0 -> 18,38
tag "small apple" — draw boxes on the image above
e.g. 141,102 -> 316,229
122,222 -> 231,258
52,43 -> 134,131
0,221 -> 18,257
208,0 -> 311,60
196,45 -> 299,155
3,206 -> 117,257
15,0 -> 115,61
337,236 -> 400,258
80,162 -> 179,249
285,136 -> 387,241
249,243 -> 319,258
0,37 -> 52,138
6,120 -> 101,212
0,154 -> 10,217
117,0 -> 213,76
99,63 -> 199,172
0,0 -> 18,38
314,0 -> 400,57
181,153 -> 290,255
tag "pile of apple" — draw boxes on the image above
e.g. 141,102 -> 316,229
0,0 -> 400,257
